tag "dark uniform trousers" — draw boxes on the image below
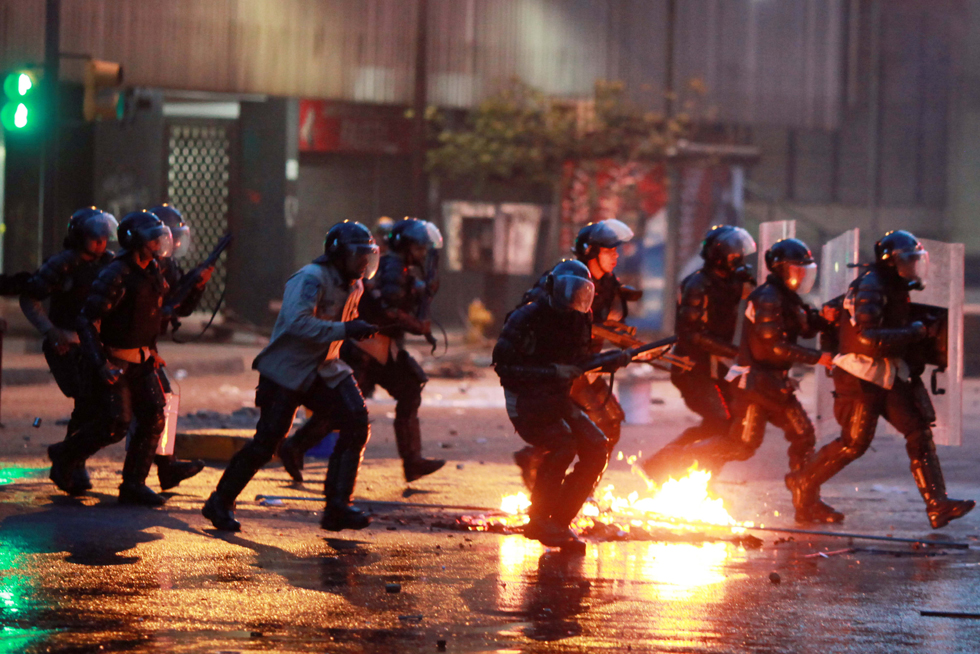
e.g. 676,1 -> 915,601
66,358 -> 168,486
507,392 -> 609,528
679,371 -> 816,477
215,374 -> 369,507
831,367 -> 934,463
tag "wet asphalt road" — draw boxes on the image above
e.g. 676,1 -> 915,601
2,369 -> 980,652
2,457 -> 980,654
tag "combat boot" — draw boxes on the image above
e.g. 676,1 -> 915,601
320,505 -> 371,531
322,440 -> 371,531
277,436 -> 306,483
202,492 -> 241,532
48,442 -> 86,496
120,424 -> 165,506
156,455 -> 205,491
403,457 -> 445,483
119,482 -> 166,506
910,437 -> 975,529
524,516 -> 586,553
396,416 -> 444,482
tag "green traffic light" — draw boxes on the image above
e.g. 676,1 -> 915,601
1,102 -> 30,131
3,71 -> 36,99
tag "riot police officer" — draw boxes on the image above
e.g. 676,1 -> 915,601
672,239 -> 833,483
494,259 -> 631,553
641,225 -> 756,483
787,231 -> 975,528
278,218 -> 445,483
24,207 -> 117,495
146,204 -> 212,490
48,211 -> 180,505
514,219 -> 641,488
202,222 -> 380,532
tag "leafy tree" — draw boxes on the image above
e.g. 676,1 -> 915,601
424,78 -> 696,188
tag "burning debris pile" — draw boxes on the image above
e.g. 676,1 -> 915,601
459,467 -> 763,549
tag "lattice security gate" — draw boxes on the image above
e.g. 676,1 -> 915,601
166,123 -> 234,313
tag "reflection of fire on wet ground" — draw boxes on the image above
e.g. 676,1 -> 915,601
459,467 -> 763,549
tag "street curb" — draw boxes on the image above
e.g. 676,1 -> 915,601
1,356 -> 247,387
175,429 -> 270,462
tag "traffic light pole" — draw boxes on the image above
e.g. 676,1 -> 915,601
39,0 -> 60,266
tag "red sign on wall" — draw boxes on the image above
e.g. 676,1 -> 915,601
298,100 -> 411,155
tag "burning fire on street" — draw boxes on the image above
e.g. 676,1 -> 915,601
460,464 -> 763,548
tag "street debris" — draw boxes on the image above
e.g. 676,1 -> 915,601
920,610 -> 980,620
769,572 -> 781,584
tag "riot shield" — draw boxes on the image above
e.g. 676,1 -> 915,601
756,220 -> 797,287
881,239 -> 964,447
815,229 -> 860,439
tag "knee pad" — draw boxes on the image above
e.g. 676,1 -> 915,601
841,402 -> 876,457
785,404 -> 816,451
734,404 -> 766,451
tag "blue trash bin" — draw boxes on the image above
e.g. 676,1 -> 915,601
307,430 -> 339,459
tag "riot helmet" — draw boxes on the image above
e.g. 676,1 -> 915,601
764,238 -> 817,294
149,204 -> 191,259
324,221 -> 380,281
64,206 -> 118,256
118,210 -> 174,259
701,224 -> 756,281
388,217 -> 444,266
547,259 -> 595,314
573,219 -> 634,261
374,216 -> 396,249
874,230 -> 929,290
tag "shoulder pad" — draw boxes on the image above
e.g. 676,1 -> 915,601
747,284 -> 782,323
25,250 -> 83,298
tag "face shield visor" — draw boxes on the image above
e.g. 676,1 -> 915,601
170,224 -> 191,259
552,274 -> 595,313
146,225 -> 174,259
782,262 -> 817,295
83,213 -> 119,255
719,228 -> 757,279
344,243 -> 381,280
592,219 -> 635,248
422,221 -> 444,249
894,249 -> 929,290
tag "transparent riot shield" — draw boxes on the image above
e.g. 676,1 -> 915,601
756,220 -> 797,287
880,239 -> 964,447
815,229 -> 860,439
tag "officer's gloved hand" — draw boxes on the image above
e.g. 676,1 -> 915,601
910,321 -> 928,341
45,327 -> 80,355
344,319 -> 379,341
99,362 -> 123,385
553,364 -> 584,381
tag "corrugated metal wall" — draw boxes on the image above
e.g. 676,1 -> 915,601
0,0 -> 843,129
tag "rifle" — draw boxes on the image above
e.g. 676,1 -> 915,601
163,233 -> 233,330
418,248 -> 439,353
591,320 -> 694,373
582,335 -> 678,373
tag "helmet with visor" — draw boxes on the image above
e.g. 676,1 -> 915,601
765,238 -> 817,295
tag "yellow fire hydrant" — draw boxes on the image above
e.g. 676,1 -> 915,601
466,298 -> 493,345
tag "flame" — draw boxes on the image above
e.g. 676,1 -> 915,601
501,492 -> 531,515
481,464 -> 753,538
